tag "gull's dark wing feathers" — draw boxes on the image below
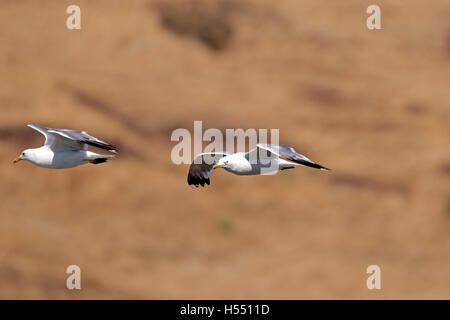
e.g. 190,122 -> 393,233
49,129 -> 117,153
257,144 -> 330,171
187,152 -> 228,187
28,124 -> 117,153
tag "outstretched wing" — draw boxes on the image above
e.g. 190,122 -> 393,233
28,124 -> 117,153
27,124 -> 56,146
255,144 -> 330,171
187,152 -> 228,187
48,129 -> 117,153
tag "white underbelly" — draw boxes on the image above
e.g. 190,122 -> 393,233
32,151 -> 88,169
225,162 -> 281,176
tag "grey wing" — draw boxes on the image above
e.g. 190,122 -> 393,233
246,143 -> 280,163
27,124 -> 56,146
187,152 -> 228,187
48,129 -> 117,153
257,143 -> 330,171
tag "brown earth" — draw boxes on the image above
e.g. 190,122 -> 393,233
0,0 -> 449,299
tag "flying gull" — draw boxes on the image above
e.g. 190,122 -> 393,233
187,144 -> 330,187
13,124 -> 117,169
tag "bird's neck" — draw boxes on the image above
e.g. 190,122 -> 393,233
27,147 -> 52,165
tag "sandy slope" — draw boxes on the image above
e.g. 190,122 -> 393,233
0,0 -> 449,298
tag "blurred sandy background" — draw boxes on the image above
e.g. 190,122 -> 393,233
0,0 -> 449,299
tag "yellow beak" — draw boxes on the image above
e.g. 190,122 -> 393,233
213,164 -> 222,169
13,156 -> 22,163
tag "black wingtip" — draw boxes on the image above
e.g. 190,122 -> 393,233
315,164 -> 331,171
89,158 -> 109,165
82,140 -> 118,153
187,174 -> 210,188
293,159 -> 330,171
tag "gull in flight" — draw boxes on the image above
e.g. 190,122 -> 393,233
13,124 -> 117,169
187,144 -> 330,187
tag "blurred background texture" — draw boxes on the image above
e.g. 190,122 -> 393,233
0,0 -> 449,298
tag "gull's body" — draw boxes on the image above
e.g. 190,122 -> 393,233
187,144 -> 330,187
14,124 -> 117,169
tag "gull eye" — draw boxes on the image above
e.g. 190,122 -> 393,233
22,152 -> 25,156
